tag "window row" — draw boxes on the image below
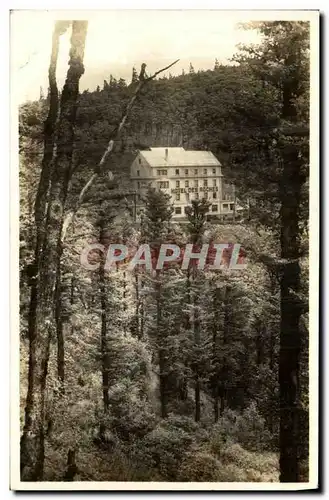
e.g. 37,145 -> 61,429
176,179 -> 216,188
136,168 -> 219,177
175,168 -> 217,176
174,205 -> 219,215
175,192 -> 218,201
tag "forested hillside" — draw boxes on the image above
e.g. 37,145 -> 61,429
19,20 -> 310,483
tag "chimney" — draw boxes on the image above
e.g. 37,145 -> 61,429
165,148 -> 168,161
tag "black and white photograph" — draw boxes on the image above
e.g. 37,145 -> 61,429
10,8 -> 319,490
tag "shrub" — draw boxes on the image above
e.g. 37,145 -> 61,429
107,379 -> 156,441
220,443 -> 279,482
133,415 -> 204,480
210,402 -> 273,453
178,451 -> 223,481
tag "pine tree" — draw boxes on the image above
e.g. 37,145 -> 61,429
185,199 -> 210,421
131,66 -> 139,84
232,21 -> 310,481
141,187 -> 175,418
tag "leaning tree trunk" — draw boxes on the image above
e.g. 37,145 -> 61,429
20,20 -> 65,480
25,21 -> 64,401
20,21 -> 88,481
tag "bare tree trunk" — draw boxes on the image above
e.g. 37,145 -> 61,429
34,23 -> 67,229
156,274 -> 168,419
99,224 -> 109,416
24,22 -> 64,423
140,278 -> 145,339
122,270 -> 127,335
255,320 -> 265,366
159,348 -> 168,419
190,265 -> 201,423
194,299 -> 201,423
219,285 -> 230,416
132,273 -> 140,337
212,287 -> 221,423
20,21 -> 88,481
175,269 -> 190,403
55,262 -> 64,387
279,60 -> 308,483
278,72 -> 309,481
279,147 -> 304,482
64,449 -> 77,481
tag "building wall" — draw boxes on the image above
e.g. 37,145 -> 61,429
130,152 -> 236,220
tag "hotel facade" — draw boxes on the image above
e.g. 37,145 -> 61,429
130,147 -> 237,220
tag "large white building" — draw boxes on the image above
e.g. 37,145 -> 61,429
130,147 -> 237,220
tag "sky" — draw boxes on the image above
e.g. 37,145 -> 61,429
11,10 -> 262,103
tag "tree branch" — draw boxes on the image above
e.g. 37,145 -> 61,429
146,59 -> 180,81
61,59 -> 180,241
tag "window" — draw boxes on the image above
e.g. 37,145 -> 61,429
184,206 -> 189,213
175,169 -> 180,175
137,170 -> 140,176
158,181 -> 169,189
213,179 -> 216,186
185,180 -> 189,187
176,193 -> 180,201
157,169 -> 167,176
194,169 -> 198,175
204,192 -> 208,199
137,182 -> 140,189
223,203 -> 228,211
213,192 -> 217,199
185,169 -> 189,176
139,158 -> 141,164
175,206 -> 182,214
194,180 -> 198,188
212,204 -> 218,212
230,203 -> 235,211
195,193 -> 199,200
176,180 -> 180,188
204,169 -> 207,175
186,192 -> 190,201
204,179 -> 208,187
212,168 -> 216,174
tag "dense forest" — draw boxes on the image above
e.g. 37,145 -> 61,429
19,20 -> 310,483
